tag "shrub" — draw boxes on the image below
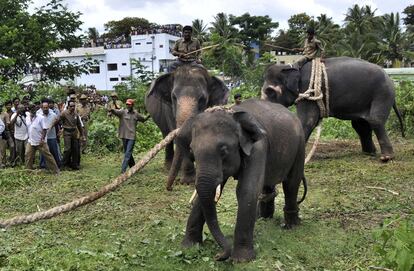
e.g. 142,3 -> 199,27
373,217 -> 414,271
388,80 -> 414,138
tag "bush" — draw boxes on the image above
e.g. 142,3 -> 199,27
373,217 -> 414,271
388,80 -> 414,138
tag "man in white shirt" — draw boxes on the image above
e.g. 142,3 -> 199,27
10,105 -> 29,165
25,103 -> 59,174
38,100 -> 61,168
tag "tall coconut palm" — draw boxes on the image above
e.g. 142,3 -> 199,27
379,13 -> 404,67
192,19 -> 208,44
86,27 -> 100,46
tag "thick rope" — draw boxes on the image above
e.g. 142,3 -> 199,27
295,58 -> 329,117
305,123 -> 322,164
0,129 -> 180,229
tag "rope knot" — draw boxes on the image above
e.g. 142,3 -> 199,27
295,58 -> 330,117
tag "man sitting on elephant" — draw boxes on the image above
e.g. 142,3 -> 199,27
292,27 -> 325,69
170,25 -> 204,71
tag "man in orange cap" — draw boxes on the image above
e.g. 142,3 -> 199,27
108,98 -> 150,173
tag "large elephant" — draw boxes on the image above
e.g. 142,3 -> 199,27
145,65 -> 229,186
172,99 -> 307,262
261,56 -> 404,162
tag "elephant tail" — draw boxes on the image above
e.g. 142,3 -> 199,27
297,176 -> 307,204
393,102 -> 405,138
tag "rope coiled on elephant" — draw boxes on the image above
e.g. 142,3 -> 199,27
295,58 -> 330,118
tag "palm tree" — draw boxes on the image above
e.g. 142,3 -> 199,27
86,27 -> 100,47
192,19 -> 208,44
379,13 -> 404,67
210,13 -> 237,39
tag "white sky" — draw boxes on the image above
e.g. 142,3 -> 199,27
31,0 -> 412,34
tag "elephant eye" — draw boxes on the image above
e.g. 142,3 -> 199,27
219,145 -> 228,158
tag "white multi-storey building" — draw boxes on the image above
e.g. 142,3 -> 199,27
53,33 -> 180,90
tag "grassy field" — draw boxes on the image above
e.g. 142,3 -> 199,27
0,138 -> 413,270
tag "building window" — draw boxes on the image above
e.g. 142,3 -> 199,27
135,42 -> 141,45
122,63 -> 127,66
90,66 -> 100,74
121,77 -> 129,81
109,77 -> 119,82
107,63 -> 117,71
159,45 -> 164,48
280,61 -> 285,64
146,42 -> 152,44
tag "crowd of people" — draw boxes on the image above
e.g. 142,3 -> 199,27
0,90 -> 149,174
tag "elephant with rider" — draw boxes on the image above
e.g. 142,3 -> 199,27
145,65 -> 229,186
261,56 -> 404,162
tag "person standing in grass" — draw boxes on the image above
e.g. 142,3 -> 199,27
10,104 -> 29,165
108,99 -> 150,173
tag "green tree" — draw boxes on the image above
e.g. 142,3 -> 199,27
103,17 -> 152,40
209,13 -> 238,39
229,13 -> 279,47
0,0 -> 94,81
378,13 -> 405,67
85,27 -> 100,46
402,5 -> 414,26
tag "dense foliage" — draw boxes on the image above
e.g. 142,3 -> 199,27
0,0 -> 97,82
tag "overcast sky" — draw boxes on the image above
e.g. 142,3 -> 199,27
31,0 -> 412,34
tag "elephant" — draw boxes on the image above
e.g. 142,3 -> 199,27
261,56 -> 404,162
145,65 -> 229,186
170,99 -> 307,262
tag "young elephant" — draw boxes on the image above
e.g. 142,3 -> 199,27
175,99 -> 307,262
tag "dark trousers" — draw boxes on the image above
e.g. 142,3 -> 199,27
62,131 -> 80,169
40,138 -> 61,168
121,138 -> 135,173
169,60 -> 204,72
15,139 -> 27,165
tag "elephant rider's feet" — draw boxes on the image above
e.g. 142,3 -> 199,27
380,154 -> 393,163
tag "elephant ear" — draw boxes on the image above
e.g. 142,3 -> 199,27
281,68 -> 300,93
233,111 -> 266,156
147,73 -> 173,104
207,76 -> 230,106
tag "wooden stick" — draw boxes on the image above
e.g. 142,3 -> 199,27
264,43 -> 297,52
183,44 -> 221,56
365,186 -> 399,196
368,266 -> 393,271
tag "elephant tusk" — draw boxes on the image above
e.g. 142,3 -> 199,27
189,189 -> 197,204
214,185 -> 221,203
189,185 -> 222,205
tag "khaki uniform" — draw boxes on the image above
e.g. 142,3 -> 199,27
60,110 -> 83,170
0,112 -> 10,167
76,103 -> 91,153
173,38 -> 201,62
106,100 -> 123,117
294,37 -> 324,69
25,142 -> 59,173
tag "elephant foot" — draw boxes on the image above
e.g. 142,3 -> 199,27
380,154 -> 394,163
180,174 -> 195,185
231,247 -> 256,263
282,208 -> 300,229
182,236 -> 202,248
214,248 -> 231,261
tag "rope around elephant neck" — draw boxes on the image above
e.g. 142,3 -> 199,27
295,58 -> 330,118
0,129 -> 180,229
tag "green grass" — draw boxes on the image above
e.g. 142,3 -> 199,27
0,138 -> 413,270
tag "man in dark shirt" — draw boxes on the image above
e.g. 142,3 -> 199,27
170,25 -> 204,71
108,99 -> 150,173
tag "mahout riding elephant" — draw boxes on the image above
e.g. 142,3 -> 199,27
261,56 -> 404,162
145,65 -> 228,185
169,99 -> 307,262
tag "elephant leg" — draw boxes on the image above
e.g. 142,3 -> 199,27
164,142 -> 174,170
351,119 -> 376,154
282,177 -> 301,229
371,123 -> 394,162
180,156 -> 195,185
182,197 -> 205,247
257,185 -> 277,219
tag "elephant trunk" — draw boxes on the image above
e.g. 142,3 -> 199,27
176,97 -> 197,127
196,172 -> 231,261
